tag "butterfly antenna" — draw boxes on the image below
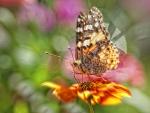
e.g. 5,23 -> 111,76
45,51 -> 61,59
45,51 -> 72,63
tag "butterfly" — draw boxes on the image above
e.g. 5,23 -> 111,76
73,7 -> 119,75
42,80 -> 131,105
42,7 -> 131,107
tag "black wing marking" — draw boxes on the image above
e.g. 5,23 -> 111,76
75,12 -> 86,59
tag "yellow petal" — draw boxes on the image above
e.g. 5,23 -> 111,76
78,91 -> 91,101
41,82 -> 61,89
100,83 -> 131,105
111,88 -> 131,98
101,96 -> 121,105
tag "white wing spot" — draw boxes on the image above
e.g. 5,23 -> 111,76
94,22 -> 99,27
77,41 -> 82,47
84,25 -> 93,30
88,14 -> 92,19
76,27 -> 83,32
83,39 -> 90,46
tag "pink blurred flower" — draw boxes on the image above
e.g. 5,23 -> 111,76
53,0 -> 86,25
63,46 -> 145,87
0,0 -> 35,7
18,3 -> 55,31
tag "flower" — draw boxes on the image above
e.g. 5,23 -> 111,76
53,0 -> 86,25
0,0 -> 35,7
42,79 -> 131,105
17,3 -> 55,31
63,46 -> 145,87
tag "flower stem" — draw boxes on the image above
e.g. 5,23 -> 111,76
88,103 -> 94,113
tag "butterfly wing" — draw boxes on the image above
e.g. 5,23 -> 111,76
75,7 -> 109,59
75,7 -> 119,74
75,12 -> 86,60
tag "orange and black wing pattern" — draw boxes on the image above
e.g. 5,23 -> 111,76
74,7 -> 119,75
75,7 -> 107,59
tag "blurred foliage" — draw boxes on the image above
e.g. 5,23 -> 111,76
0,0 -> 150,113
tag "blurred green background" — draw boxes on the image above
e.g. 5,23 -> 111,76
0,0 -> 150,113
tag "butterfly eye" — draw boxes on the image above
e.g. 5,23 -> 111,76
73,60 -> 81,66
73,62 -> 78,66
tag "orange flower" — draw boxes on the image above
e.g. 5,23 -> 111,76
42,80 -> 131,105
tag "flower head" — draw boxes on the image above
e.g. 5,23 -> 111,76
42,79 -> 131,105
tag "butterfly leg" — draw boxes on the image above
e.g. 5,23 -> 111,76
86,73 -> 94,82
71,63 -> 80,83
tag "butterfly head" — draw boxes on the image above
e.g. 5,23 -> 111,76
72,60 -> 82,72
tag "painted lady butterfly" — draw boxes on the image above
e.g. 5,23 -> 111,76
42,7 -> 131,107
73,7 -> 119,75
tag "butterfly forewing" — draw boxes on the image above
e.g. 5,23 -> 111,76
74,7 -> 119,75
76,7 -> 108,58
